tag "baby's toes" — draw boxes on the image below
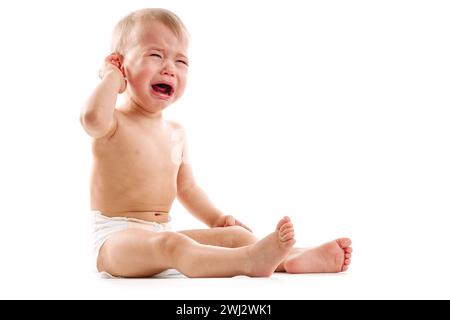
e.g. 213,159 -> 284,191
279,222 -> 295,239
345,253 -> 352,259
276,216 -> 291,230
279,222 -> 293,233
280,228 -> 295,242
337,238 -> 352,249
279,223 -> 293,235
281,237 -> 296,248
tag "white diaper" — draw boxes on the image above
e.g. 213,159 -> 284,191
92,211 -> 172,276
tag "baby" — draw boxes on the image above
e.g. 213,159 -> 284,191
80,8 -> 352,278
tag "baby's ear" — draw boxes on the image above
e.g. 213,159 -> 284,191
111,52 -> 126,75
118,55 -> 126,78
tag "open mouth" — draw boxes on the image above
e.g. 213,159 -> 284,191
151,83 -> 174,98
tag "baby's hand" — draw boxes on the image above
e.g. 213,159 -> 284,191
98,53 -> 127,93
213,215 -> 252,232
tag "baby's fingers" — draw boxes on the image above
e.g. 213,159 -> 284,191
104,59 -> 121,69
236,220 -> 253,233
109,60 -> 121,68
105,52 -> 122,63
224,215 -> 236,227
104,53 -> 124,70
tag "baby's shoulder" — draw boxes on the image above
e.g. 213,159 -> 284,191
166,119 -> 186,134
166,119 -> 183,130
165,120 -> 187,142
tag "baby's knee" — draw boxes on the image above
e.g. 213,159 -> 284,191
157,231 -> 193,257
226,226 -> 257,248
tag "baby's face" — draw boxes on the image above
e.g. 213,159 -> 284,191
122,21 -> 189,112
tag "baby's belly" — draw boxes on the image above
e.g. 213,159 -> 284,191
100,210 -> 171,224
91,176 -> 177,223
91,141 -> 180,222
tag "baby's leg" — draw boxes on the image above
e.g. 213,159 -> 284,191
179,226 -> 258,248
97,228 -> 171,277
179,224 -> 287,272
98,217 -> 295,278
180,225 -> 353,273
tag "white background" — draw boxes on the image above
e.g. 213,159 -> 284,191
0,0 -> 449,299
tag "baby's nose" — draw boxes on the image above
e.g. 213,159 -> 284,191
163,69 -> 175,77
161,64 -> 175,77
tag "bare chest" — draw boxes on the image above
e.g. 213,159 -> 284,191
94,121 -> 183,176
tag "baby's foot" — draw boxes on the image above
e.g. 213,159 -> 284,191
284,238 -> 352,273
245,216 -> 296,277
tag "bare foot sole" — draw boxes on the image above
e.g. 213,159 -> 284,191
284,238 -> 352,273
245,216 -> 296,277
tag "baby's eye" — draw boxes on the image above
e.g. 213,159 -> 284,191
149,53 -> 162,59
176,60 -> 189,66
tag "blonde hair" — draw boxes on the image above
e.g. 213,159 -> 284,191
111,8 -> 188,55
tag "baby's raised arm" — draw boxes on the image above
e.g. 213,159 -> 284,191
80,53 -> 126,138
